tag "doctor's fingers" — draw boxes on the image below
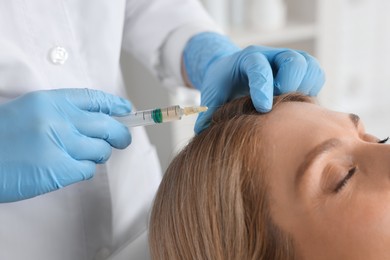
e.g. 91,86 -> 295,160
295,51 -> 326,95
240,51 -> 274,112
63,134 -> 113,164
52,88 -> 132,116
273,50 -> 308,95
59,160 -> 97,187
71,111 -> 131,149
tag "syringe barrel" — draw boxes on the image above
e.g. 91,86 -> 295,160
115,105 -> 183,127
160,105 -> 183,122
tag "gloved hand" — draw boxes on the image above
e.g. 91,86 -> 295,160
0,88 -> 132,202
183,32 -> 325,134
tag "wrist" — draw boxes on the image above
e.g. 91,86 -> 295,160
183,32 -> 240,91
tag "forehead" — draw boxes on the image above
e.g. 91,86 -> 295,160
263,101 -> 331,145
261,101 -> 348,192
263,101 -> 345,139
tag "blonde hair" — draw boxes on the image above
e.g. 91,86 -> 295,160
149,93 -> 313,260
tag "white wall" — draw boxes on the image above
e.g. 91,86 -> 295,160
318,0 -> 390,137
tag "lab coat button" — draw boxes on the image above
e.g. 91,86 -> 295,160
49,46 -> 68,65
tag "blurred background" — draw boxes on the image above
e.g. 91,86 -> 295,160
122,0 -> 390,171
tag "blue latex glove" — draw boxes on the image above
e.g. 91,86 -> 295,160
0,88 -> 132,202
183,32 -> 325,134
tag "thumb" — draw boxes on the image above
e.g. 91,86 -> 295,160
52,88 -> 132,116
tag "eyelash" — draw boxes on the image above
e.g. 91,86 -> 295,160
378,137 -> 389,144
333,136 -> 388,193
334,167 -> 357,193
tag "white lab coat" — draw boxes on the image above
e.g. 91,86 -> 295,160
0,1 -> 217,259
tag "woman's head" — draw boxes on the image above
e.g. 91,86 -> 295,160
149,93 -> 309,259
149,93 -> 390,259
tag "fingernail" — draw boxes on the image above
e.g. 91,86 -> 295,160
255,101 -> 272,113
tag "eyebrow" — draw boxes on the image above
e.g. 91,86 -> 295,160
295,113 -> 360,186
349,113 -> 360,129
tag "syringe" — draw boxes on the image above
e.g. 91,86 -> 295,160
115,105 -> 208,127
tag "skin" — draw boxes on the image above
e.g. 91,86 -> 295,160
262,101 -> 390,260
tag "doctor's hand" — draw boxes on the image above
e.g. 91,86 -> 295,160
0,89 -> 131,203
183,32 -> 325,134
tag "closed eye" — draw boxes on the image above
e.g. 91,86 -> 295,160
334,167 -> 356,193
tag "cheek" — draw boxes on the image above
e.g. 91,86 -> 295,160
350,192 -> 390,245
307,191 -> 390,258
